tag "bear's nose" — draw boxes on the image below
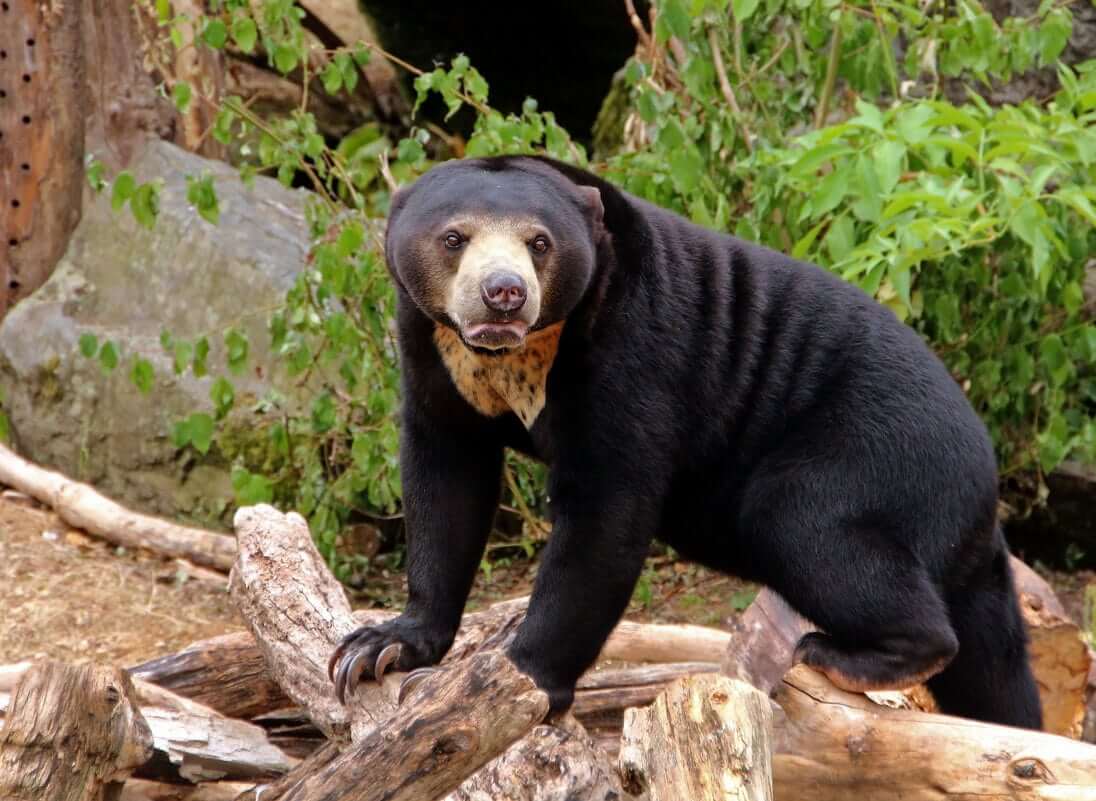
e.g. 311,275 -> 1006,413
480,270 -> 527,313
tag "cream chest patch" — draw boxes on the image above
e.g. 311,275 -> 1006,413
434,323 -> 563,428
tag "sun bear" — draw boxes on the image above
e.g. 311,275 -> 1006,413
328,155 -> 1042,729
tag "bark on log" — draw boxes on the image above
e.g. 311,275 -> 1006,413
0,661 -> 153,801
620,674 -> 773,801
2,664 -> 293,785
601,619 -> 731,664
773,664 -> 1096,801
230,504 -> 621,801
229,504 -> 395,741
0,443 -> 237,571
130,680 -> 293,783
120,780 -> 257,801
277,651 -> 548,801
0,0 -> 86,316
446,716 -> 624,801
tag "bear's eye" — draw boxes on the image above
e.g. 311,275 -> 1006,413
443,232 -> 463,249
531,236 -> 550,254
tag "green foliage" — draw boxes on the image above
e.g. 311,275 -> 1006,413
83,0 -> 1094,576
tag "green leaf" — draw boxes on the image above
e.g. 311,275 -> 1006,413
225,329 -> 249,375
812,169 -> 850,216
231,16 -> 257,53
98,341 -> 119,373
187,413 -> 215,455
210,376 -> 235,419
185,174 -> 220,225
130,182 -> 160,230
873,140 -> 906,195
173,341 -> 193,375
79,333 -> 99,359
273,44 -> 299,74
155,0 -> 171,23
657,0 -> 691,40
192,337 -> 209,378
130,358 -> 154,394
0,410 -> 9,445
231,467 -> 273,505
321,61 -> 343,95
86,158 -> 105,193
172,80 -> 192,112
111,172 -> 136,211
311,392 -> 336,433
732,0 -> 761,21
202,18 -> 227,49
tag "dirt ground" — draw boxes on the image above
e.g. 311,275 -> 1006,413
0,492 -> 755,668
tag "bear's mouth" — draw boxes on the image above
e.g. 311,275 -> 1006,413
461,321 -> 529,351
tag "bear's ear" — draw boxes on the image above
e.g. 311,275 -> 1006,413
576,185 -> 604,228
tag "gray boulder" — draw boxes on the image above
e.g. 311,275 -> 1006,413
0,140 -> 311,524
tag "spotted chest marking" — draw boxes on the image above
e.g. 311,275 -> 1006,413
434,323 -> 564,429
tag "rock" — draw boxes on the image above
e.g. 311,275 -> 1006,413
0,140 -> 310,524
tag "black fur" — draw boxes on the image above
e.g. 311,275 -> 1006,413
336,156 -> 1042,729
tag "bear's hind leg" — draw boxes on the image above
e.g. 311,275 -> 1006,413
782,560 -> 960,694
926,539 -> 1042,729
741,507 -> 960,694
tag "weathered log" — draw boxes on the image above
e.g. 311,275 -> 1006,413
446,715 -> 624,801
773,664 -> 1096,801
120,779 -> 256,801
601,619 -> 731,664
230,504 -> 621,801
277,651 -> 548,801
620,674 -> 773,801
229,504 -> 398,741
0,444 -> 236,571
2,664 -> 293,785
723,557 -> 1093,737
0,661 -> 153,801
130,680 -> 293,783
131,599 -> 728,722
573,661 -> 720,721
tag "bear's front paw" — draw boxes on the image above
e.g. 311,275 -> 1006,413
327,616 -> 450,705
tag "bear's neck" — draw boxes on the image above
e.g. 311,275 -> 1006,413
433,323 -> 564,428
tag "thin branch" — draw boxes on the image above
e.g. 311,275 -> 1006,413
707,27 -> 753,154
814,26 -> 844,129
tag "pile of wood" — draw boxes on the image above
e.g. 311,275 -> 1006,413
3,447 -> 1096,800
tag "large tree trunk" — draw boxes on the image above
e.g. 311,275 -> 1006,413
0,661 -> 153,801
0,0 -> 86,316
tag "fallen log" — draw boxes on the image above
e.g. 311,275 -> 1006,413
277,651 -> 548,801
0,661 -> 153,801
620,674 -> 773,801
448,716 -> 623,801
773,663 -> 1096,801
2,664 -> 294,785
230,503 -> 623,801
131,681 -> 293,783
119,779 -> 256,801
0,443 -> 236,571
131,602 -> 730,722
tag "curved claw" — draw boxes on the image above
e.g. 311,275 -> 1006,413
374,643 -> 403,680
336,649 -> 371,705
397,667 -> 440,706
328,629 -> 359,681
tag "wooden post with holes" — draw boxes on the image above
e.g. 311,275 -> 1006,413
0,0 -> 86,317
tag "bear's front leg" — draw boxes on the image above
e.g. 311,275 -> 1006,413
507,473 -> 659,712
329,414 -> 503,704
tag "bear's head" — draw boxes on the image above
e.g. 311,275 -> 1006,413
385,158 -> 604,352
